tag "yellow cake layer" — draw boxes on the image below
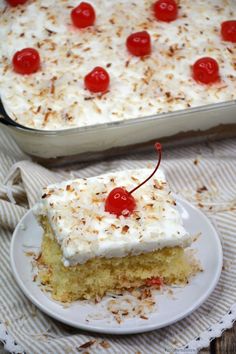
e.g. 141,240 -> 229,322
37,217 -> 199,302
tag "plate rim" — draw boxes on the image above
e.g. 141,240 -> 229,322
10,196 -> 223,335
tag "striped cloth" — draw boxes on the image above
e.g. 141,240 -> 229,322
0,128 -> 236,354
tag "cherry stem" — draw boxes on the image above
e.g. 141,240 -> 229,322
128,142 -> 162,195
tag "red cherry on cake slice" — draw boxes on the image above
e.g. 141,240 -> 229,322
84,67 -> 110,93
6,0 -> 28,6
105,187 -> 136,217
192,57 -> 220,84
126,31 -> 151,57
71,2 -> 96,28
153,0 -> 178,22
105,143 -> 162,217
145,277 -> 163,287
12,48 -> 40,75
221,21 -> 236,43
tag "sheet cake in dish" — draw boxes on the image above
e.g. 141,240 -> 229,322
35,169 -> 200,301
1,0 -> 236,130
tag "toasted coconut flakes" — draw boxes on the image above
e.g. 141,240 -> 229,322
197,186 -> 208,193
84,96 -> 95,101
45,28 -> 57,35
77,340 -> 96,351
25,251 -> 37,257
34,252 -> 42,262
50,76 -> 57,94
100,340 -> 111,349
106,289 -> 156,323
121,225 -> 129,234
66,184 -> 75,192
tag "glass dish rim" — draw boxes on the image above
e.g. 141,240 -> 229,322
1,98 -> 236,136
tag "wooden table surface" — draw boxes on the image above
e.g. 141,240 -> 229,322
200,323 -> 236,353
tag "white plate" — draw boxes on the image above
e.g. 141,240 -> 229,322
10,196 -> 223,335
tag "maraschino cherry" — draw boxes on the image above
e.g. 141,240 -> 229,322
221,21 -> 236,43
71,2 -> 96,28
153,0 -> 178,22
84,66 -> 110,93
192,57 -> 220,84
12,48 -> 40,75
126,31 -> 151,57
145,276 -> 163,287
105,142 -> 162,217
6,0 -> 28,6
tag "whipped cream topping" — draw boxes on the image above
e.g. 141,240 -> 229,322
0,0 -> 236,130
36,169 -> 192,266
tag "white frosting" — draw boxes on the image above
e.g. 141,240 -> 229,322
36,168 -> 192,266
0,0 -> 236,130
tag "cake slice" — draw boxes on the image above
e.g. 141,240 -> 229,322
35,167 -> 199,302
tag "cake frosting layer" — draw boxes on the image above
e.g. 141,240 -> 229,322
36,169 -> 192,266
1,0 -> 236,130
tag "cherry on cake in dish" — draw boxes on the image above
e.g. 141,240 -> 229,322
12,48 -> 41,75
6,0 -> 28,6
84,67 -> 110,93
221,20 -> 236,43
153,0 -> 178,22
71,2 -> 96,29
126,31 -> 151,57
192,57 -> 220,85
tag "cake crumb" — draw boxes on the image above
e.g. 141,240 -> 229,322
95,295 -> 102,303
197,186 -> 208,193
99,340 -> 111,349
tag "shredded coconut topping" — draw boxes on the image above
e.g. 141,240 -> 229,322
36,168 -> 192,265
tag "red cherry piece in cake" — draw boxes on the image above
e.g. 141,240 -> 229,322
71,2 -> 96,28
6,0 -> 28,6
105,143 -> 162,217
105,187 -> 136,217
126,31 -> 151,57
153,0 -> 178,22
84,66 -> 110,93
192,57 -> 220,84
145,277 -> 163,287
221,21 -> 236,43
12,48 -> 40,75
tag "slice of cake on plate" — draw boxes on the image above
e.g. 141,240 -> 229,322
35,144 -> 199,302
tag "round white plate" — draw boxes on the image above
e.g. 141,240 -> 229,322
10,196 -> 223,335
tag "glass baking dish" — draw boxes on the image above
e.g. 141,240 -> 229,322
1,98 -> 236,166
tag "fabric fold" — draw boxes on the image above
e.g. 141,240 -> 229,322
0,200 -> 27,229
3,160 -> 66,208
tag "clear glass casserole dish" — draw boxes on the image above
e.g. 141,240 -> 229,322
1,0 -> 236,165
1,98 -> 236,166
